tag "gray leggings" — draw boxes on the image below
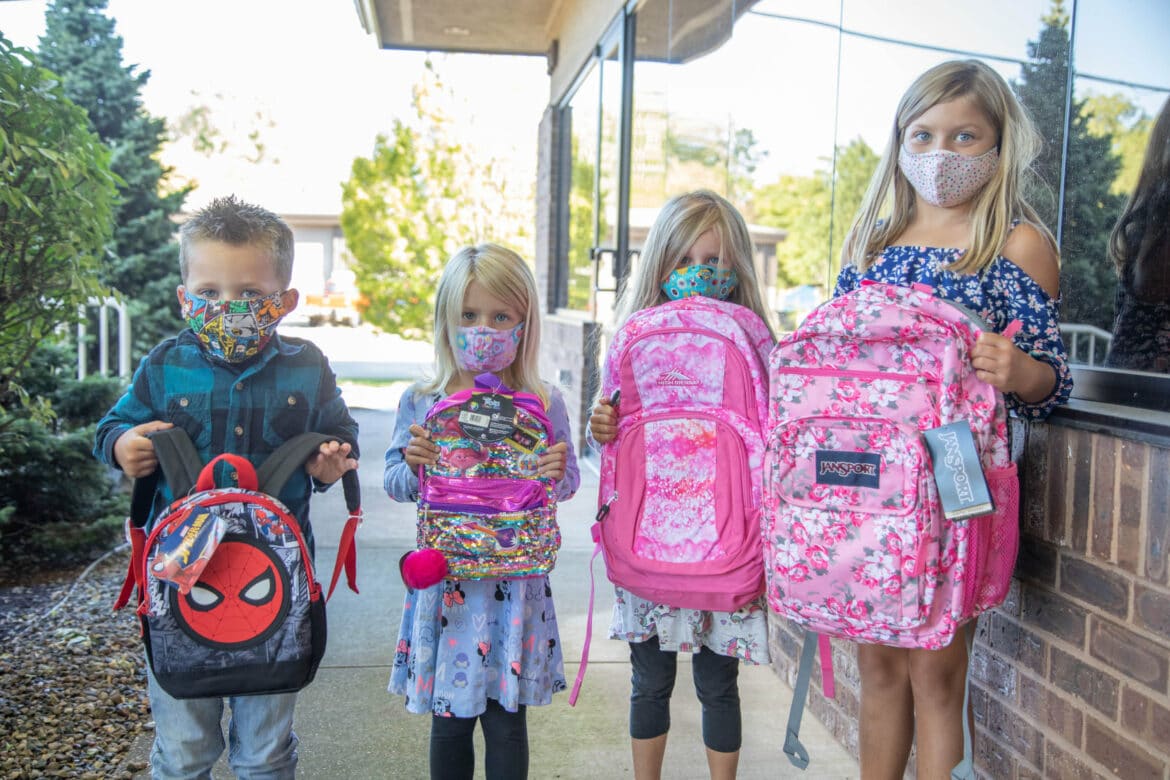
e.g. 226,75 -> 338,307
628,635 -> 742,753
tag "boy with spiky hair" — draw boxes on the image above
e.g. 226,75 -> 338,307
95,194 -> 359,778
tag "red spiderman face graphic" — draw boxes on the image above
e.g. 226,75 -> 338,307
169,537 -> 290,649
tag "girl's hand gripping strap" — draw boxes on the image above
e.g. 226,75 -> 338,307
256,431 -> 363,600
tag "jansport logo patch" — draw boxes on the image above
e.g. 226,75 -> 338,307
656,369 -> 699,386
815,450 -> 881,488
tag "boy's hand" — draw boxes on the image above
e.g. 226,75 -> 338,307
113,421 -> 174,478
404,424 -> 441,468
589,398 -> 617,444
537,442 -> 569,482
305,440 -> 358,484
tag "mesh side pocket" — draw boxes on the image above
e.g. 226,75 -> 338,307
976,463 -> 1019,611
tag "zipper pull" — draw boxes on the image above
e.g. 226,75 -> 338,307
596,491 -> 618,522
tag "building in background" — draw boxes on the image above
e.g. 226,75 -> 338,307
356,3 -> 1170,777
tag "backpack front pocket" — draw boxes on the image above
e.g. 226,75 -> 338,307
612,411 -> 755,566
417,505 -> 560,580
765,416 -> 939,637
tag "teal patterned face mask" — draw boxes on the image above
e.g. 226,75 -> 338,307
661,264 -> 739,301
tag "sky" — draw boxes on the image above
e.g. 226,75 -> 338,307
0,0 -> 550,215
1,0 -> 1166,215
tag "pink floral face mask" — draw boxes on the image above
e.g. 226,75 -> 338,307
454,323 -> 524,373
898,146 -> 999,208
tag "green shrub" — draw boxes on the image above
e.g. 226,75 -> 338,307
0,419 -> 127,568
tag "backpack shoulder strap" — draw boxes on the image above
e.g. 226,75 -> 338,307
128,428 -> 204,529
256,432 -> 360,513
256,432 -> 363,600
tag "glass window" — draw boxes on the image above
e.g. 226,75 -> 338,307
556,0 -> 1170,405
629,0 -> 841,328
1068,0 -> 1170,373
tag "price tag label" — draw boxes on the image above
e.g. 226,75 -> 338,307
457,392 -> 515,442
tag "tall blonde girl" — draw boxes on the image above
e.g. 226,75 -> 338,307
835,60 -> 1072,778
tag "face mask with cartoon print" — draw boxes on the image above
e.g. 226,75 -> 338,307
182,289 -> 295,363
661,264 -> 739,301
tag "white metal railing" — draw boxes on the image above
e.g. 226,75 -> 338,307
1061,323 -> 1113,366
78,298 -> 131,379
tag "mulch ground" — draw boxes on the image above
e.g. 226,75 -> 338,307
0,551 -> 151,779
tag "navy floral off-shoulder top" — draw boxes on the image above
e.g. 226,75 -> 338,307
834,244 -> 1073,420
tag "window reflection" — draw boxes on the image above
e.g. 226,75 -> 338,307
1103,97 -> 1170,373
565,0 -> 1170,397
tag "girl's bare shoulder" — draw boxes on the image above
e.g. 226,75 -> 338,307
1001,222 -> 1060,298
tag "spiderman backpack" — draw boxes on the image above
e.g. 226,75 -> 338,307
115,428 -> 362,699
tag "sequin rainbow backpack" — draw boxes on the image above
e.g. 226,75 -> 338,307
411,374 -> 559,582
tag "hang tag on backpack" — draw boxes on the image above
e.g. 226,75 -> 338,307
922,420 -> 994,520
458,392 -> 515,442
150,508 -> 228,594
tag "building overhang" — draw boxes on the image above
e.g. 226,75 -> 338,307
353,0 -> 559,58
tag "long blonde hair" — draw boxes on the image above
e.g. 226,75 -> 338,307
613,189 -> 775,336
841,59 -> 1056,274
421,243 -> 548,407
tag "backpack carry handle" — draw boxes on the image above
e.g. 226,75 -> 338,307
195,453 -> 259,492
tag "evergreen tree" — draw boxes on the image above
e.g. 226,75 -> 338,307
1013,0 -> 1124,333
38,0 -> 189,360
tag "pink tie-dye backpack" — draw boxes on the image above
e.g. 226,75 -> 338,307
594,296 -> 773,611
764,282 -> 1020,773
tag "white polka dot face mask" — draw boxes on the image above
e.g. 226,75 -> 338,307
897,145 -> 999,208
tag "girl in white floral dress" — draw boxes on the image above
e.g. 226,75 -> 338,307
589,190 -> 777,780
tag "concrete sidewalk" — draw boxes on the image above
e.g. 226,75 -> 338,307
129,397 -> 859,778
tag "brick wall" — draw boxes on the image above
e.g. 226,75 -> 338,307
768,420 -> 1170,779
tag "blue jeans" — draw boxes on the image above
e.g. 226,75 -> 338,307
146,663 -> 299,780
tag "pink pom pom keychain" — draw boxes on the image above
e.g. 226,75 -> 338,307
399,548 -> 449,590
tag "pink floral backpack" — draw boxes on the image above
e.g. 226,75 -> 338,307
570,296 -> 773,706
765,281 -> 1020,773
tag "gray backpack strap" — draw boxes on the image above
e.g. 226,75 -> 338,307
129,428 -> 204,528
256,432 -> 361,513
148,428 -> 203,496
783,630 -> 820,770
950,629 -> 978,780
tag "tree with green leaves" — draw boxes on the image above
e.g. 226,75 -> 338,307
1013,0 -> 1125,333
38,0 -> 189,358
1082,94 -> 1153,197
340,63 -> 531,338
0,35 -> 127,565
0,35 -> 118,424
754,138 -> 879,289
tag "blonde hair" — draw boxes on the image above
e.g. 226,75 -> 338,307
421,243 -> 548,407
841,59 -> 1056,275
613,189 -> 776,336
1109,97 -> 1170,286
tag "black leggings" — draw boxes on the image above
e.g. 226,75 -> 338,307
429,699 -> 528,780
628,635 -> 742,753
